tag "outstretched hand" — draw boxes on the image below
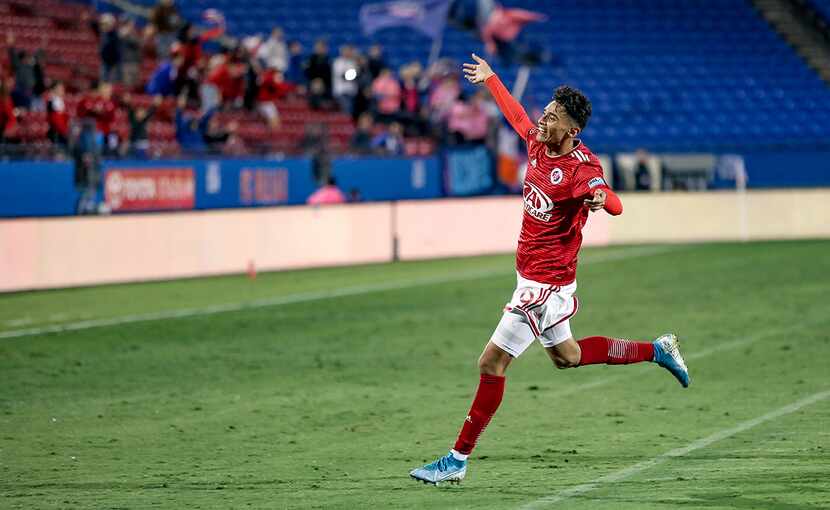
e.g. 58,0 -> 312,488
463,53 -> 495,84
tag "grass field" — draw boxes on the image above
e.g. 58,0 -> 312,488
2,240 -> 829,509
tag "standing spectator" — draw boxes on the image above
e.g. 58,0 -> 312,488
46,82 -> 70,148
332,45 -> 358,114
428,74 -> 460,123
119,19 -> 142,89
99,14 -> 122,83
306,176 -> 346,205
77,82 -> 119,156
0,78 -> 18,147
351,85 -> 373,122
371,68 -> 401,123
304,39 -> 332,97
367,44 -> 386,80
125,94 -> 161,158
257,27 -> 288,72
371,121 -> 405,155
447,91 -> 491,144
349,113 -> 374,154
146,55 -> 181,97
399,62 -> 428,135
284,41 -> 304,85
150,0 -> 182,58
635,149 -> 653,191
174,94 -> 214,153
6,33 -> 42,109
257,69 -> 294,129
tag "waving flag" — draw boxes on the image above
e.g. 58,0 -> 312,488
359,0 -> 451,40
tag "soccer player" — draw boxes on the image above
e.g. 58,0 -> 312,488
409,54 -> 690,485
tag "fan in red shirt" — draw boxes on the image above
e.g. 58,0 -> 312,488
409,54 -> 690,485
77,82 -> 119,153
256,69 -> 295,129
46,82 -> 70,146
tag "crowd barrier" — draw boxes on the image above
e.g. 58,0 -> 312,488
2,189 -> 829,292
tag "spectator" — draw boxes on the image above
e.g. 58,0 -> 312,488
635,149 -> 653,191
332,45 -> 359,113
351,85 -> 373,122
125,94 -> 161,158
204,116 -> 237,154
0,78 -> 18,147
371,68 -> 401,122
367,44 -> 386,80
6,33 -> 42,110
99,14 -> 122,83
429,75 -> 460,122
399,62 -> 428,135
304,39 -> 332,97
285,41 -> 305,86
447,90 -> 491,144
298,122 -> 330,183
371,121 -> 405,155
308,78 -> 335,111
306,176 -> 346,205
257,69 -> 294,129
119,18 -> 142,89
205,52 -> 244,106
77,82 -> 119,155
150,0 -> 182,58
46,82 -> 70,147
146,55 -> 181,97
257,27 -> 288,72
171,23 -> 204,100
174,94 -> 215,153
349,113 -> 374,154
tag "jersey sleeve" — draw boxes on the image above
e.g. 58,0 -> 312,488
484,74 -> 535,141
571,164 -> 610,199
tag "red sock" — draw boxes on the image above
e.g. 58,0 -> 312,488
577,336 -> 654,365
453,374 -> 505,455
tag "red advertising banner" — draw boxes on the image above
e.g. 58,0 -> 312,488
105,168 -> 195,212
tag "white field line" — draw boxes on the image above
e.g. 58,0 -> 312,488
0,246 -> 678,340
520,389 -> 830,509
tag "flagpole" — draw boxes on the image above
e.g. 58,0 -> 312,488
511,64 -> 531,101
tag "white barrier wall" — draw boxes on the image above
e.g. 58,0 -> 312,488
2,190 -> 829,291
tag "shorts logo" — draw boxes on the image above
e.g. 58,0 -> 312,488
550,167 -> 563,185
588,177 -> 606,189
519,289 -> 535,305
523,182 -> 554,222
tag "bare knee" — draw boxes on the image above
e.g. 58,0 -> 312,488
478,343 -> 512,376
478,354 -> 505,375
552,352 -> 580,369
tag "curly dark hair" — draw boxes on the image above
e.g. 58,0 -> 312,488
554,85 -> 592,130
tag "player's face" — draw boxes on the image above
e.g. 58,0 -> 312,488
536,101 -> 575,144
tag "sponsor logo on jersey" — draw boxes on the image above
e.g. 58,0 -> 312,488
550,167 -> 563,185
588,177 -> 606,189
530,158 -> 537,168
523,182 -> 554,221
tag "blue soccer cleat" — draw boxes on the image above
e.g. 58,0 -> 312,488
653,333 -> 690,388
409,453 -> 467,485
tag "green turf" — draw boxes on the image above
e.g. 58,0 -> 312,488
1,240 -> 828,509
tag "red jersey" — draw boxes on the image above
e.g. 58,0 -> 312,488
519,134 -> 608,284
77,95 -> 117,135
485,75 -> 618,285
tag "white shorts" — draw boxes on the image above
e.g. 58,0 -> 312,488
489,273 -> 580,357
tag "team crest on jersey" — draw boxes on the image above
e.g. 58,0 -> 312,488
530,158 -> 537,168
523,182 -> 554,222
550,167 -> 563,185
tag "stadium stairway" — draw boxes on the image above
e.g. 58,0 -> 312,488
754,0 -> 830,82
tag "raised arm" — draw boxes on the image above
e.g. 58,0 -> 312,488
463,53 -> 534,139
